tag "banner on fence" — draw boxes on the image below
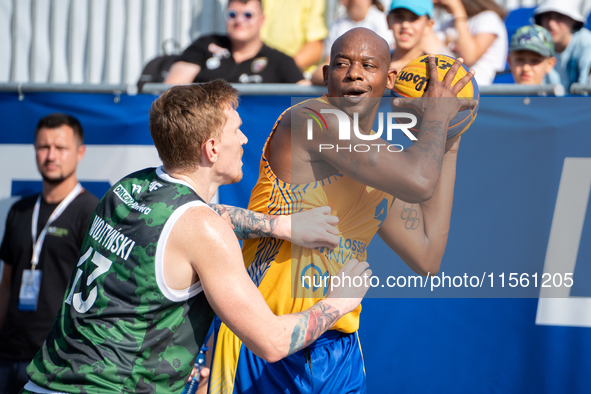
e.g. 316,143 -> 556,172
0,92 -> 589,393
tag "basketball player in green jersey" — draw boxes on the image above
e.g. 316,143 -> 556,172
22,80 -> 372,394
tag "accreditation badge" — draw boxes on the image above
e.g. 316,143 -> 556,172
18,269 -> 42,311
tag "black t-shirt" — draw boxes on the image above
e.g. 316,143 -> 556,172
179,34 -> 305,83
0,190 -> 99,361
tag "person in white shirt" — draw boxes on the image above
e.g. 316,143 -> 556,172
533,0 -> 591,89
311,0 -> 392,84
432,0 -> 508,86
327,0 -> 395,51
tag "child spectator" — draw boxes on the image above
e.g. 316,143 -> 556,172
432,0 -> 508,86
508,25 -> 557,85
534,0 -> 591,88
311,0 -> 393,84
387,0 -> 436,72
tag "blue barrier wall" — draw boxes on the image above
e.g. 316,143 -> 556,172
0,92 -> 590,393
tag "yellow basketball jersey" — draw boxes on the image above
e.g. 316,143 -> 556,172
243,98 -> 393,333
209,98 -> 393,394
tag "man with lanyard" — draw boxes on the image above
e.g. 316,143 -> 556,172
0,113 -> 98,394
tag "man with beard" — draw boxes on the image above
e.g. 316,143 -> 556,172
0,113 -> 98,394
209,28 -> 477,393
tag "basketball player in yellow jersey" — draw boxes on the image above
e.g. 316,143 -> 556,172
208,27 -> 477,394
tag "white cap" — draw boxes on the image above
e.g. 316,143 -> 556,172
534,0 -> 586,24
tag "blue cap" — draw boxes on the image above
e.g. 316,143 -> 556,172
389,0 -> 434,18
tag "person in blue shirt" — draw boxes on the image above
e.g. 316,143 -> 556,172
534,0 -> 591,88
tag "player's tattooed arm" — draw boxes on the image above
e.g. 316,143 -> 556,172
282,260 -> 369,357
210,204 -> 340,248
287,301 -> 341,356
411,119 -> 446,169
209,204 -> 280,240
400,203 -> 420,230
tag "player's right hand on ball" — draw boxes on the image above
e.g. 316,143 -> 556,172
325,259 -> 372,314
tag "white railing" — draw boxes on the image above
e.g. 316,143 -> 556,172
1,0 -> 590,86
0,81 -> 579,97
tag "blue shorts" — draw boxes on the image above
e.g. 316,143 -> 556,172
209,317 -> 366,394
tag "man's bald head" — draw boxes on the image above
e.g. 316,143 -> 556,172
323,27 -> 396,101
330,28 -> 391,67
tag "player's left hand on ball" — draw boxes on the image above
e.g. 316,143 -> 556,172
289,206 -> 340,249
394,56 -> 478,118
423,56 -> 474,99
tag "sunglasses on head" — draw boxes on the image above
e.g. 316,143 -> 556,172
225,10 -> 255,21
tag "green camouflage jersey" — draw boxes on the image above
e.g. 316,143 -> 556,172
26,167 -> 215,394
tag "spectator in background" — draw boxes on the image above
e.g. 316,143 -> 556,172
508,25 -> 557,85
259,0 -> 328,73
534,0 -> 591,88
165,0 -> 308,85
311,0 -> 393,84
327,0 -> 394,51
387,0 -> 443,72
431,0 -> 508,86
0,114 -> 98,394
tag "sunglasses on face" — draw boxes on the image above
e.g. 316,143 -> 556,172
224,10 -> 255,21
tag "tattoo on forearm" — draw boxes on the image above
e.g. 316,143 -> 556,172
210,204 -> 278,240
320,113 -> 365,175
367,149 -> 379,166
288,302 -> 340,356
334,149 -> 362,175
401,203 -> 420,230
414,120 -> 446,169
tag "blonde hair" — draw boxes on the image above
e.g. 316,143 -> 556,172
149,80 -> 239,172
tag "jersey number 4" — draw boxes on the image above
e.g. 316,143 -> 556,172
65,246 -> 112,314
